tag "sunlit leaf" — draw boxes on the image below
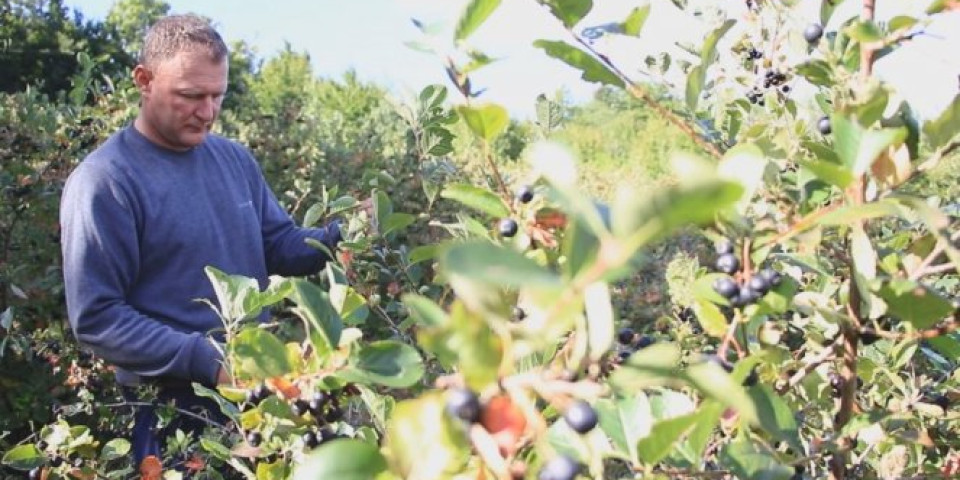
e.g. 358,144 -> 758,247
923,94 -> 960,151
621,4 -> 651,36
231,327 -> 292,380
337,340 -> 424,388
455,0 -> 502,42
441,183 -> 510,218
533,40 -> 624,88
542,0 -> 593,28
457,103 -> 510,142
292,440 -> 387,480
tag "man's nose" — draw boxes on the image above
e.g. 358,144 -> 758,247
196,97 -> 217,121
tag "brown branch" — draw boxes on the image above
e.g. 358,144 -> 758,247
765,203 -> 843,247
776,338 -> 841,394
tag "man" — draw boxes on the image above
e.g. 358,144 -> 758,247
60,15 -> 342,465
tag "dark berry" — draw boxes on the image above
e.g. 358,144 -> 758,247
715,238 -> 734,255
713,276 -> 739,299
324,406 -> 344,423
246,431 -> 262,447
860,330 -> 879,345
758,98 -> 765,106
28,468 -> 41,480
707,355 -> 734,373
516,185 -> 534,204
748,94 -> 759,105
616,350 -> 632,363
781,85 -> 791,93
512,306 -> 527,321
748,275 -> 770,294
564,400 -> 598,434
804,23 -> 824,43
635,335 -> 654,349
759,268 -> 781,287
499,218 -> 519,238
738,285 -> 761,305
302,431 -> 319,449
37,440 -> 48,451
829,374 -> 842,396
50,457 -> 63,467
818,116 -> 831,135
617,327 -> 635,345
743,368 -> 759,387
446,388 -> 481,423
317,426 -> 336,445
932,394 -> 951,410
715,253 -> 740,274
291,399 -> 309,417
538,455 -> 581,480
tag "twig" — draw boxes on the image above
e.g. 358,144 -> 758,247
98,401 -> 228,430
776,338 -> 841,394
908,242 -> 946,281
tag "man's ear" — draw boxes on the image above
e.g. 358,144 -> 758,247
132,65 -> 152,94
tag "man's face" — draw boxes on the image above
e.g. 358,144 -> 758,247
134,51 -> 228,151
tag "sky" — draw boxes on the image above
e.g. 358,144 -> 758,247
64,0 -> 960,121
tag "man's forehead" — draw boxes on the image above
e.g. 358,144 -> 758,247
148,51 -> 227,76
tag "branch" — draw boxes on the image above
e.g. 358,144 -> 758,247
776,337 -> 841,394
98,401 -> 228,430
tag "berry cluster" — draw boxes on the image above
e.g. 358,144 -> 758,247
613,327 -> 654,364
445,387 -> 594,480
242,384 -> 355,453
711,239 -> 782,308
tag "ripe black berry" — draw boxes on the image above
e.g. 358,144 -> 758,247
28,468 -> 41,480
516,185 -> 534,204
635,335 -> 654,349
759,268 -> 781,287
499,218 -> 519,238
616,350 -> 632,363
617,327 -> 635,345
538,455 -> 582,480
932,394 -> 951,410
309,392 -> 329,416
818,116 -> 832,135
446,388 -> 481,423
748,275 -> 770,295
247,384 -> 269,405
324,405 -> 344,422
743,368 -> 759,387
37,440 -> 48,451
739,285 -> 761,305
512,306 -> 527,321
50,457 -> 63,467
713,276 -> 739,299
564,400 -> 598,434
860,330 -> 879,345
291,399 -> 309,417
781,85 -> 791,93
715,253 -> 740,274
804,23 -> 824,43
302,430 -> 319,449
715,238 -> 734,255
246,431 -> 262,447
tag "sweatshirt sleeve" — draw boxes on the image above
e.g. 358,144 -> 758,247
247,154 -> 342,277
60,165 -> 222,387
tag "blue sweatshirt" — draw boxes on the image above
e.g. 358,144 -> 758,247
60,125 -> 341,387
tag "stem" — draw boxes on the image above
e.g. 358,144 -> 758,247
98,401 -> 229,431
533,1 -> 725,160
776,338 -> 841,394
482,140 -> 511,204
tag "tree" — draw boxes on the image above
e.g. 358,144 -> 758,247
104,0 -> 169,58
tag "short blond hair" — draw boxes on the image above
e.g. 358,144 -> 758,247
139,14 -> 228,68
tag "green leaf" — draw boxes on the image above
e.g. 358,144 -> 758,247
609,343 -> 682,394
455,0 -> 502,42
561,216 -> 600,279
231,327 -> 292,380
100,438 -> 130,462
718,144 -> 767,212
288,279 -> 343,357
535,94 -> 563,133
584,282 -> 615,362
795,60 -> 833,87
204,266 -> 262,321
440,183 -> 510,218
816,199 -> 901,226
441,240 -> 561,288
329,284 -> 369,326
719,436 -> 793,480
832,114 -> 907,176
927,0 -> 952,14
415,300 -> 502,390
408,245 -> 439,265
337,340 -> 425,388
402,294 -> 448,328
843,20 -> 883,43
797,158 -> 853,189
927,335 -> 960,359
889,15 -> 919,32
685,361 -> 758,426
596,393 -> 653,464
382,213 -> 416,237
200,438 -> 232,461
385,393 -> 471,478
293,440 -> 387,480
923,94 -> 960,151
692,299 -> 728,337
636,412 -> 700,465
457,104 -> 509,142
621,3 -> 651,36
1,444 -> 43,471
748,385 -> 802,452
876,279 -> 955,329
687,400 -> 724,459
533,40 -> 624,88
700,20 -> 736,68
257,459 -> 289,480
193,383 -> 241,423
821,0 -> 847,26
542,0 -> 593,28
685,64 -> 706,111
